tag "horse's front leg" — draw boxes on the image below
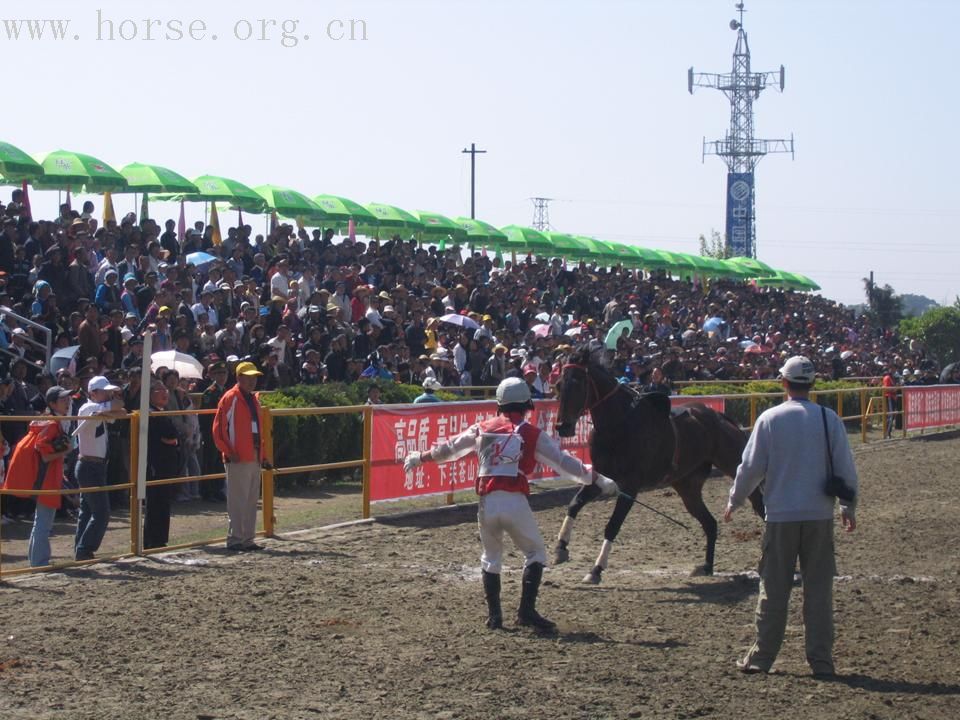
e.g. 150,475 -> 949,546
553,482 -> 601,564
583,493 -> 634,584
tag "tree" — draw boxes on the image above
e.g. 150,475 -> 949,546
899,306 -> 960,365
698,230 -> 730,259
862,277 -> 902,330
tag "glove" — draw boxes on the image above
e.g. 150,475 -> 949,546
403,452 -> 422,474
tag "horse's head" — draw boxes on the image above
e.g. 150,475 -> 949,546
555,344 -> 598,437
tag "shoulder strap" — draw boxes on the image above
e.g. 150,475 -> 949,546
820,405 -> 834,476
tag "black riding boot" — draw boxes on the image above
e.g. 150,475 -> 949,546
482,570 -> 503,629
516,562 -> 557,632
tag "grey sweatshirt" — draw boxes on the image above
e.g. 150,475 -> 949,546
729,398 -> 858,522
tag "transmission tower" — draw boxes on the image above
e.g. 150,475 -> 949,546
530,197 -> 553,231
688,2 -> 794,258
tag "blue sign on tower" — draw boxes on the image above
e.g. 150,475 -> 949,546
725,172 -> 754,257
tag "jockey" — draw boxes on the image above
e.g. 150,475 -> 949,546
404,377 -> 616,632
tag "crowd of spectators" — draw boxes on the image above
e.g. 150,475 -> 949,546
0,188 -> 954,534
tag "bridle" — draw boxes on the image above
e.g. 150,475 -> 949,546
560,362 -> 621,415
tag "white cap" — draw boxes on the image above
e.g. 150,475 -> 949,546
88,375 -> 120,393
779,355 -> 816,384
496,377 -> 532,407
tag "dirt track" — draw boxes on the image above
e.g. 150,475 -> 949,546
1,434 -> 959,720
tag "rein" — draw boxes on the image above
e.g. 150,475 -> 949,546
561,363 -> 621,414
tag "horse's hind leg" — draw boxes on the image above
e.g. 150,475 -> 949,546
554,483 -> 601,564
583,493 -> 634,585
675,464 -> 717,576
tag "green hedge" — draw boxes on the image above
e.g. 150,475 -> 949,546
678,380 -> 881,428
259,381 -> 460,488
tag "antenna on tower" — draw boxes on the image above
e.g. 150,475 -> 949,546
530,197 -> 553,231
687,2 -> 794,258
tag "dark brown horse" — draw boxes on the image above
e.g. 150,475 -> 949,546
554,343 -> 764,583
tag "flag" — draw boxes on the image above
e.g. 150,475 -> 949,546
481,245 -> 488,257
20,180 -> 31,221
437,238 -> 446,253
347,218 -> 356,243
296,215 -> 305,230
139,192 -> 149,223
209,201 -> 222,245
103,192 -> 116,225
177,200 -> 186,243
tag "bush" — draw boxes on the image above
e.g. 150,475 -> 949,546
679,380 -> 880,428
259,381 -> 459,488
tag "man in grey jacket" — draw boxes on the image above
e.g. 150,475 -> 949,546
724,355 -> 858,678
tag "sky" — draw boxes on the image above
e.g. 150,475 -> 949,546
7,0 -> 959,307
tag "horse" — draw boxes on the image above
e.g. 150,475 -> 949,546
553,343 -> 765,583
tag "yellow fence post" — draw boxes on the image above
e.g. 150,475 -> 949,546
749,395 -> 757,429
262,411 -> 275,537
362,405 -> 372,519
838,389 -> 844,419
129,411 -> 141,555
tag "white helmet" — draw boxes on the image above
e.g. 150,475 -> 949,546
496,377 -> 532,407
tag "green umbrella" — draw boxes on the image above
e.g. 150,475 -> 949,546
792,273 -> 821,291
181,175 -> 267,212
254,185 -> 327,221
654,249 -> 698,275
575,236 -> 619,262
756,270 -> 818,291
726,255 -> 777,277
312,195 -> 378,225
0,141 -> 44,181
500,225 -> 553,252
119,162 -> 198,194
356,203 -> 423,237
453,217 -> 508,246
547,232 -> 590,258
32,150 -> 128,192
719,259 -> 755,278
414,211 -> 468,241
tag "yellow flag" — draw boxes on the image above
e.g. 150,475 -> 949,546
102,192 -> 116,225
209,201 -> 222,245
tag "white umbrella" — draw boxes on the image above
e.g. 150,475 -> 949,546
564,326 -> 586,337
534,312 -> 550,323
530,323 -> 552,338
840,350 -> 855,360
439,313 -> 480,330
185,251 -> 218,270
151,350 -> 205,379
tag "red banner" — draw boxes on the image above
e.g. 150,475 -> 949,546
903,385 -> 960,431
369,395 -> 726,503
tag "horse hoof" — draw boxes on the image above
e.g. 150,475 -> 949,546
553,545 -> 570,565
690,565 -> 714,577
582,569 -> 602,585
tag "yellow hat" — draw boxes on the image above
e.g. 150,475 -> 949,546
235,361 -> 263,377
158,306 -> 172,314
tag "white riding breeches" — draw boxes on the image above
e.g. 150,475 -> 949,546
478,490 -> 547,574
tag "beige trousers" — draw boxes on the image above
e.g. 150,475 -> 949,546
742,519 -> 836,673
226,462 -> 261,547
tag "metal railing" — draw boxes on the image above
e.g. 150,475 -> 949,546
0,383 -> 953,578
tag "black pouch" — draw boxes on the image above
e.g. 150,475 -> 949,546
821,406 -> 856,502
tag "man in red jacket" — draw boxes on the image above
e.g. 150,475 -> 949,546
212,361 -> 267,552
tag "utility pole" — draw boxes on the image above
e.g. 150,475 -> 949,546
689,2 -> 794,258
461,143 -> 487,219
530,197 -> 553,231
